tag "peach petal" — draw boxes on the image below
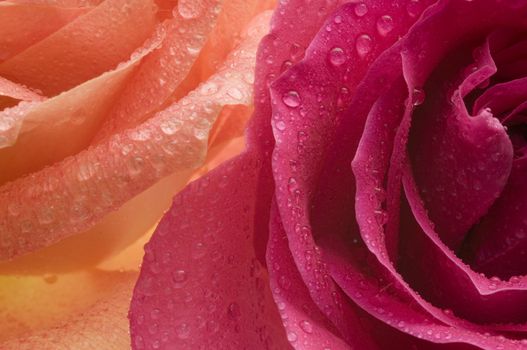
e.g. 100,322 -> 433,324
0,12 -> 271,261
0,170 -> 192,274
0,2 -> 88,63
0,270 -> 137,349
92,0 -> 222,142
0,25 -> 165,184
0,76 -> 43,103
0,0 -> 157,96
167,0 -> 275,105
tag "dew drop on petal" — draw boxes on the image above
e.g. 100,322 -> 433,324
376,15 -> 394,36
412,88 -> 426,106
275,121 -> 286,131
176,0 -> 201,19
282,90 -> 301,108
299,320 -> 313,334
354,2 -> 368,16
287,331 -> 298,342
176,323 -> 190,339
172,269 -> 187,287
328,47 -> 346,66
355,34 -> 373,58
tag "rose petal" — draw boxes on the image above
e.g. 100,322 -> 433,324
269,0 -> 434,340
0,0 -> 157,96
129,154 -> 290,350
0,270 -> 137,349
267,202 -> 374,349
92,0 -> 223,142
406,25 -> 512,250
473,77 -> 527,121
0,24 -> 164,184
0,1 -> 88,63
463,156 -> 527,279
350,0 -> 527,330
0,13 -> 268,261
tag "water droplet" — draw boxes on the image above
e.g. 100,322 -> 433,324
150,308 -> 161,320
199,82 -> 218,95
356,34 -> 373,58
43,274 -> 58,284
282,91 -> 301,108
176,0 -> 201,19
412,88 -> 426,106
334,15 -> 343,24
176,323 -> 191,339
354,3 -> 368,16
275,120 -> 286,131
290,43 -> 305,61
172,269 -> 187,287
406,0 -> 424,17
278,275 -> 291,290
328,47 -> 346,66
227,302 -> 241,319
186,45 -> 201,56
299,320 -> 313,334
160,119 -> 183,135
287,331 -> 298,342
376,15 -> 394,36
227,87 -> 243,100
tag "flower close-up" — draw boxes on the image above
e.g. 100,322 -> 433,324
2,0 -> 527,349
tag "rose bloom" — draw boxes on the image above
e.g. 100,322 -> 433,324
0,0 -> 274,348
3,0 -> 527,349
128,0 -> 527,349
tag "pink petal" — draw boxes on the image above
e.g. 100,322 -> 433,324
462,157 -> 527,279
129,154 -> 290,350
267,202 -> 374,350
269,0 -> 434,341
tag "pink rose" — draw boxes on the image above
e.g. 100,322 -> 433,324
131,0 -> 527,349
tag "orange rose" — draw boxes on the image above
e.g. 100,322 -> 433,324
0,0 -> 274,347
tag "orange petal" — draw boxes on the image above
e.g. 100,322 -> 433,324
92,0 -> 222,143
0,0 -> 157,96
169,0 -> 276,103
0,25 -> 165,184
0,11 -> 271,262
0,270 -> 137,349
0,170 -> 192,274
0,1 -> 89,63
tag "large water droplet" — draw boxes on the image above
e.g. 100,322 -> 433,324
356,34 -> 373,58
328,47 -> 346,66
282,91 -> 301,108
376,15 -> 394,36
